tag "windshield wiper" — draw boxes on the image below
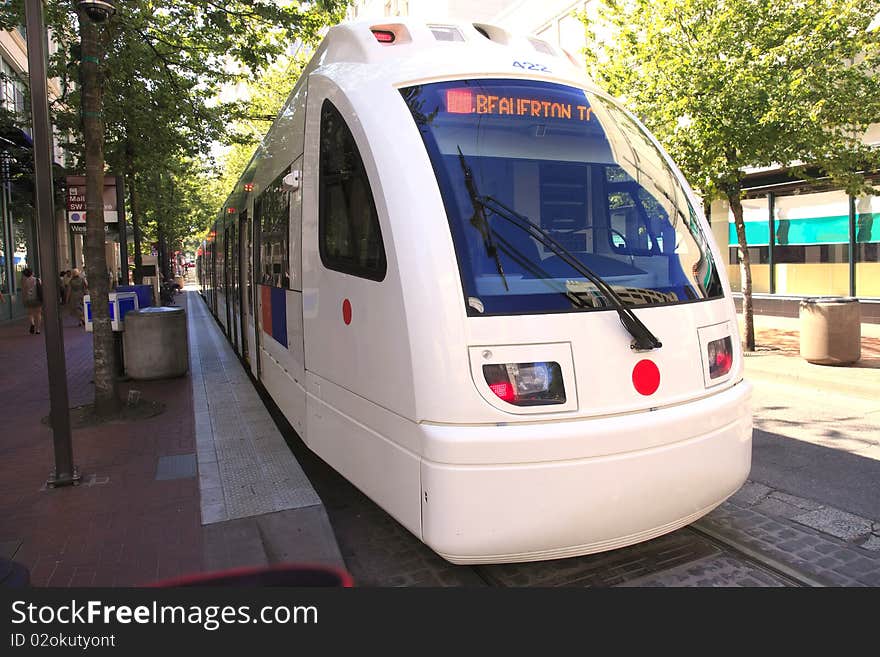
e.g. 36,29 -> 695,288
457,147 -> 508,291
479,195 -> 662,351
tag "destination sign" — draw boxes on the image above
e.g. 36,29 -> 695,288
445,89 -> 592,121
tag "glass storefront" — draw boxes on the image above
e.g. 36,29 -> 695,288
0,204 -> 7,316
773,190 -> 850,297
1,205 -> 37,321
727,197 -> 770,293
727,189 -> 879,298
855,194 -> 880,297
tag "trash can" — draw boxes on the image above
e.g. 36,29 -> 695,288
799,297 -> 860,365
123,307 -> 189,379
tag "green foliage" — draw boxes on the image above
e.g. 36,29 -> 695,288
137,155 -> 223,253
581,0 -> 880,198
0,0 -> 347,252
218,52 -> 312,195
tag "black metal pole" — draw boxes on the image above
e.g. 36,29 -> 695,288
25,0 -> 80,487
767,192 -> 775,295
116,174 -> 128,285
848,195 -> 856,298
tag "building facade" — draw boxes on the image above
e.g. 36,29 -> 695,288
0,22 -> 122,323
710,168 -> 880,306
0,25 -> 43,323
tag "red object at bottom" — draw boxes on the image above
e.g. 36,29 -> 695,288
152,563 -> 354,587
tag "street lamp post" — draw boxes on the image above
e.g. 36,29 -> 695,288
24,0 -> 79,486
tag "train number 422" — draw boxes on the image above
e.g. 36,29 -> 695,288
513,61 -> 550,72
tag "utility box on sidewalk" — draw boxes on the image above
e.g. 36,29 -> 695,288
123,307 -> 189,380
799,297 -> 861,365
116,284 -> 154,309
84,292 -> 139,332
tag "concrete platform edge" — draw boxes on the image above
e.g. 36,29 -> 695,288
186,291 -> 346,573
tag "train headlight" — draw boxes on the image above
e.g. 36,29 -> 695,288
482,362 -> 566,406
707,336 -> 733,379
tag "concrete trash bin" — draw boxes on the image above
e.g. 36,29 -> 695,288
799,297 -> 860,365
123,306 -> 189,379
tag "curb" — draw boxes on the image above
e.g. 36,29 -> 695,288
744,353 -> 880,400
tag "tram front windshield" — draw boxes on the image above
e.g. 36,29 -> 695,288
401,79 -> 724,316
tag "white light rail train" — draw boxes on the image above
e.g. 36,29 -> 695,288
199,19 -> 752,564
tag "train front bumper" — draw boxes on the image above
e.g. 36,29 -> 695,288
419,380 -> 752,564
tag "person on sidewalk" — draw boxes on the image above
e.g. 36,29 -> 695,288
59,270 -> 69,306
21,268 -> 43,335
66,268 -> 88,327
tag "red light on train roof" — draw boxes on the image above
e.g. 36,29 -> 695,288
446,89 -> 474,114
227,207 -> 235,214
244,183 -> 254,192
372,29 -> 395,43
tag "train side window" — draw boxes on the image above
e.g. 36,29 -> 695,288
319,100 -> 387,281
257,170 -> 291,288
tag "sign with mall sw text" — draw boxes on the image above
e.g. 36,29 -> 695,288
67,175 -> 118,224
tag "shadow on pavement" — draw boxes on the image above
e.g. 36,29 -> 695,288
751,427 -> 880,520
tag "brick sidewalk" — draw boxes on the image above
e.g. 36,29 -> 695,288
0,305 -> 203,586
752,324 -> 880,362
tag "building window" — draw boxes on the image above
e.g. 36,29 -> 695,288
257,170 -> 290,288
318,100 -> 386,281
728,188 -> 879,298
727,196 -> 771,293
772,190 -> 850,295
0,59 -> 26,117
855,193 -> 879,297
729,246 -> 770,265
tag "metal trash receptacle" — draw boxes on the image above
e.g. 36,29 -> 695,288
799,297 -> 860,365
123,307 -> 189,379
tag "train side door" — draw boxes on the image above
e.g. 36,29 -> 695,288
238,211 -> 249,364
226,222 -> 239,352
223,225 -> 231,339
245,211 -> 257,374
287,155 -> 305,396
302,98 -> 391,414
252,199 -> 263,380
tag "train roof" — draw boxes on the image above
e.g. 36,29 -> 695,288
307,18 -> 594,89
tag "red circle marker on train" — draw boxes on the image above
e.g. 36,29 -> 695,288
342,298 -> 352,325
632,359 -> 660,396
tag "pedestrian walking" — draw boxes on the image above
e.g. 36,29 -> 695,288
66,268 -> 88,327
20,268 -> 43,335
59,270 -> 69,305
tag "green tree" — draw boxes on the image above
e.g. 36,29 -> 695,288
582,0 -> 880,350
1,0 -> 345,417
215,52 -> 312,198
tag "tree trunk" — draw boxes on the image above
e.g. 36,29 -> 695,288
728,190 -> 756,352
78,8 -> 119,416
157,224 -> 167,283
127,170 -> 143,284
